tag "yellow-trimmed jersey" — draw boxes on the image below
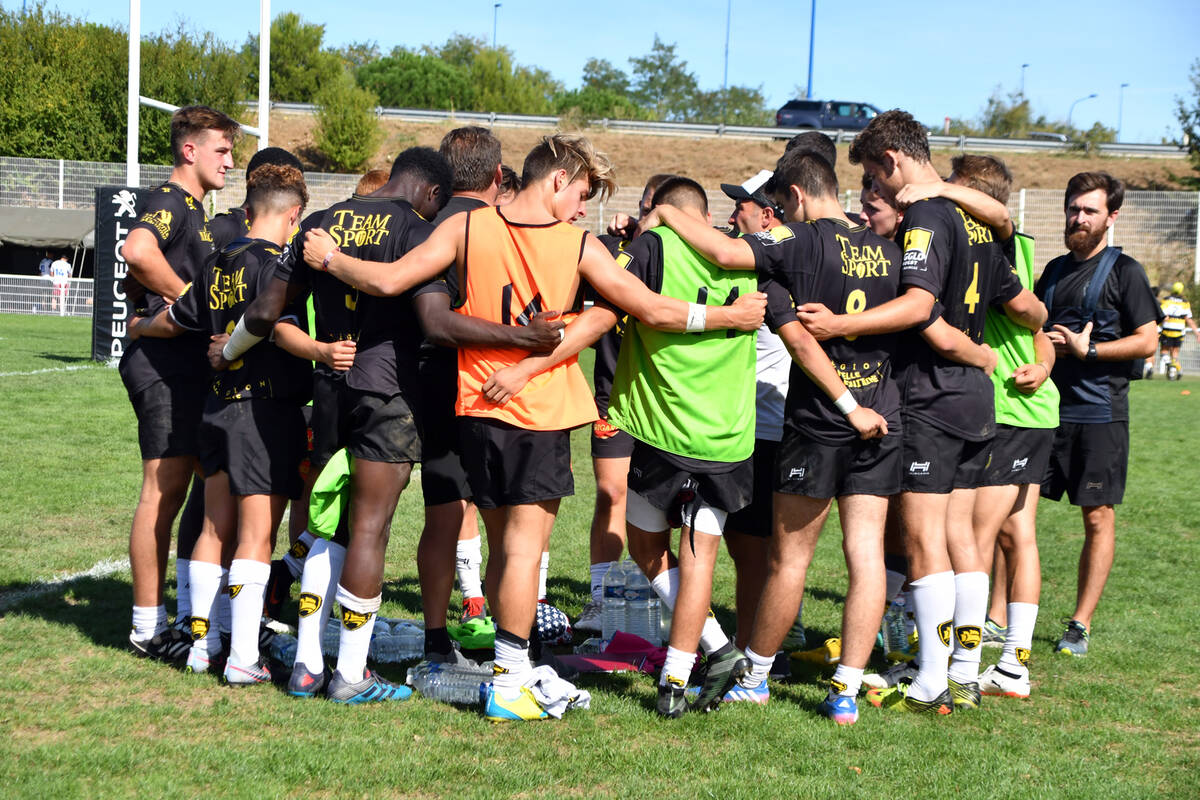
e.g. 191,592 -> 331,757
1160,294 -> 1192,339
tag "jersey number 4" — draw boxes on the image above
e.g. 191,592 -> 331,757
964,262 -> 981,314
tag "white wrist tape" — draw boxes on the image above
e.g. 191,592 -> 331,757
222,317 -> 265,362
685,302 -> 707,332
833,390 -> 859,415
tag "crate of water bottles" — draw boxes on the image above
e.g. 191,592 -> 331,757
599,558 -> 662,645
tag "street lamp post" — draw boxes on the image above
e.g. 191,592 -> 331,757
805,0 -> 816,99
1020,63 -> 1029,97
1117,82 -> 1130,142
492,3 -> 501,49
1068,92 -> 1098,131
721,0 -> 731,126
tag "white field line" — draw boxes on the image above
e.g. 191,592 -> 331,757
0,556 -> 130,612
0,364 -> 100,378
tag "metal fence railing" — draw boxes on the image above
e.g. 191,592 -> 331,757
0,274 -> 93,317
3,156 -> 1199,285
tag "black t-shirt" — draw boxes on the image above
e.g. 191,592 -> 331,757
169,237 -> 312,404
590,233 -> 631,417
413,196 -> 493,390
895,198 -> 1023,441
276,195 -> 434,397
119,182 -> 214,394
208,206 -> 249,252
746,217 -> 903,445
1033,247 -> 1157,423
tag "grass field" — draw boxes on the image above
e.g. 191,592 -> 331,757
1,313 -> 1197,799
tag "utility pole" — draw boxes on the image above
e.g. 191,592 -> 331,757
805,0 -> 816,99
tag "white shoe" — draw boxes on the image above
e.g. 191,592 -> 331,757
575,601 -> 603,633
862,660 -> 918,690
979,664 -> 1030,698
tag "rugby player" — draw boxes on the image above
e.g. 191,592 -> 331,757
121,105 -> 238,662
131,164 -> 313,684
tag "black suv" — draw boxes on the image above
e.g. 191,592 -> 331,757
775,99 -> 882,130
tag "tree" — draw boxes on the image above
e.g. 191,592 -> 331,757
241,12 -> 341,102
357,50 -> 476,110
582,58 -> 629,95
629,36 -> 698,121
314,70 -> 380,172
1174,58 -> 1200,188
690,85 -> 772,126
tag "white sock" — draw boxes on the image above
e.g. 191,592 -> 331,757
537,551 -> 550,601
334,585 -> 380,683
699,611 -> 730,655
215,568 -> 231,634
998,602 -> 1038,678
492,631 -> 532,695
131,604 -> 166,641
660,645 -> 695,688
743,646 -> 774,688
455,535 -> 483,599
830,664 -> 864,697
590,562 -> 613,604
187,560 -> 224,655
908,570 -> 955,702
295,538 -> 346,673
948,571 -> 989,684
175,558 -> 192,620
227,559 -> 270,668
650,567 -> 679,609
885,569 -> 906,605
282,530 -> 317,579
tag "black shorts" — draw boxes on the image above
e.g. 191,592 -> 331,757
126,375 -> 207,460
458,417 -> 574,509
309,370 -> 345,470
413,360 -> 472,507
1040,420 -> 1129,506
197,398 -> 306,498
1160,335 -> 1183,349
724,439 -> 781,537
627,440 -> 754,518
980,425 -> 1053,487
775,430 -> 901,499
590,417 -> 636,460
900,416 -> 992,494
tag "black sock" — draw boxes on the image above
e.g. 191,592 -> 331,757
424,626 -> 453,656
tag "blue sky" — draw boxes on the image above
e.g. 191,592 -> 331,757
13,0 -> 1199,143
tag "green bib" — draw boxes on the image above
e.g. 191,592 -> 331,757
608,227 -> 757,462
985,233 -> 1059,429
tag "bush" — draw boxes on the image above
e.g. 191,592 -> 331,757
314,71 -> 380,173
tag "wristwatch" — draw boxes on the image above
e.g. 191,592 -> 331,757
1085,342 -> 1098,361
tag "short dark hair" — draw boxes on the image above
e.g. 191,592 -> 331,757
848,109 -> 930,166
784,131 -> 837,168
390,147 -> 453,211
860,171 -> 874,191
521,134 -> 616,202
499,164 -> 521,195
950,154 -> 1013,206
774,150 -> 838,200
1065,171 -> 1124,213
170,105 -> 239,167
439,126 -> 503,194
245,164 -> 308,218
246,146 -> 302,176
651,176 -> 708,215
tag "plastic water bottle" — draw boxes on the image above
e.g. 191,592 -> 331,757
574,637 -> 604,654
268,633 -> 298,669
371,622 -> 424,663
406,660 -> 492,705
880,593 -> 909,658
624,564 -> 660,644
601,560 -> 628,641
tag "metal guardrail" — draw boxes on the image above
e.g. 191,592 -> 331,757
268,101 -> 1186,158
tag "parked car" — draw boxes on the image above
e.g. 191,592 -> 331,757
775,99 -> 882,130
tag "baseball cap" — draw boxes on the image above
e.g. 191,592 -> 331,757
721,169 -> 781,214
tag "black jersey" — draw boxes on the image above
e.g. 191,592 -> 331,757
276,195 -> 434,397
896,198 -> 1023,441
208,206 -> 250,251
119,182 -> 214,394
169,237 -> 312,404
746,218 -> 903,445
590,233 -> 631,417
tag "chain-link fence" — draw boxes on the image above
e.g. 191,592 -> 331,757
0,274 -> 93,317
3,156 -> 1199,284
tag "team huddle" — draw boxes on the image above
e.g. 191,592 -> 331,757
118,104 -> 1159,723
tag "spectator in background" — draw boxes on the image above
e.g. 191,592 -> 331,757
49,253 -> 72,316
355,169 -> 390,197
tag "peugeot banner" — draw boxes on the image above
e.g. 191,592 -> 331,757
92,186 -> 143,363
